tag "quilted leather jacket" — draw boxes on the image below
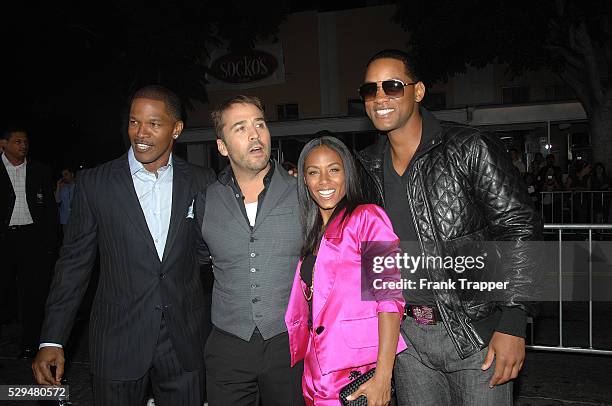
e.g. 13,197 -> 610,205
356,108 -> 541,358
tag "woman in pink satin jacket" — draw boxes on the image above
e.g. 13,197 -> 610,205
285,136 -> 406,405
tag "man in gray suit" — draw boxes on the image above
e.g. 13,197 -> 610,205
195,95 -> 304,405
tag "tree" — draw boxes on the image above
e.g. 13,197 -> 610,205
0,0 -> 287,166
393,0 -> 612,171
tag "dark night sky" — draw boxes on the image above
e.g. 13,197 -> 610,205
1,0 -> 391,177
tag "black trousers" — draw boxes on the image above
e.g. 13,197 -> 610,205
92,316 -> 204,406
205,326 -> 304,406
0,224 -> 50,349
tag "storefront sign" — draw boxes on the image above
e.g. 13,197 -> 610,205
206,43 -> 286,90
209,49 -> 278,83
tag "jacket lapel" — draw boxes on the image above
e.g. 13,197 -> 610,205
112,155 -> 158,259
218,183 -> 252,234
0,159 -> 14,197
254,165 -> 292,230
25,160 -> 35,201
312,210 -> 346,322
0,161 -> 15,222
161,157 -> 190,263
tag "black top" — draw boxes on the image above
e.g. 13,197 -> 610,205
301,254 -> 316,329
383,144 -> 435,306
301,254 -> 316,287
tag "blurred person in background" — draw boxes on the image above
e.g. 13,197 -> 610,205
540,166 -> 563,223
510,148 -> 526,174
523,172 -> 540,208
55,167 -> 76,234
566,157 -> 592,223
530,152 -> 545,178
538,154 -> 563,186
0,128 -> 57,359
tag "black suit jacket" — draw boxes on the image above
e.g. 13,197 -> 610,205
40,153 -> 216,380
0,156 -> 57,248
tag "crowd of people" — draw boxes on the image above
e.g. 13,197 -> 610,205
511,151 -> 611,224
1,49 -> 544,406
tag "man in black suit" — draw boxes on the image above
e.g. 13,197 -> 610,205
32,85 -> 215,406
0,129 -> 57,358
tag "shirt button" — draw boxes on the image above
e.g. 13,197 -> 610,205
250,268 -> 256,273
251,284 -> 257,288
252,298 -> 259,303
235,193 -> 240,198
160,273 -> 166,279
315,326 -> 325,335
250,252 -> 256,258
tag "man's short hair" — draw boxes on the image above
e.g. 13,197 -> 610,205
1,127 -> 28,141
131,85 -> 183,121
210,95 -> 265,140
367,49 -> 420,82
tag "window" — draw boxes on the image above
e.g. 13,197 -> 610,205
502,86 -> 530,104
277,103 -> 299,120
422,92 -> 446,110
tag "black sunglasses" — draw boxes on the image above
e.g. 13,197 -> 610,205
358,79 -> 417,102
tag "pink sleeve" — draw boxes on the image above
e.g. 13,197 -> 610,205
358,205 -> 406,314
376,300 -> 405,314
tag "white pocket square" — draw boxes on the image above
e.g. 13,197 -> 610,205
186,199 -> 195,218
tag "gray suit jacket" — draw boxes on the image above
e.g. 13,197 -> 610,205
196,161 -> 302,341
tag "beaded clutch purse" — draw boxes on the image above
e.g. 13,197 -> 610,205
339,368 -> 395,406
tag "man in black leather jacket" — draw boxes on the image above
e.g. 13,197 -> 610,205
355,50 -> 541,405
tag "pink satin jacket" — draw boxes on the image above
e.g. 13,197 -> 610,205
285,204 -> 407,375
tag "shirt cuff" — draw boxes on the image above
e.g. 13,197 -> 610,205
494,307 -> 527,338
39,343 -> 63,349
376,300 -> 405,314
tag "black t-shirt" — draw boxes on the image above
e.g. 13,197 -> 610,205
383,145 -> 435,306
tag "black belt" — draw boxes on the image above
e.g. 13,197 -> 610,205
404,304 -> 441,325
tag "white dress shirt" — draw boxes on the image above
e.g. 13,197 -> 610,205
128,148 -> 174,261
2,153 -> 34,226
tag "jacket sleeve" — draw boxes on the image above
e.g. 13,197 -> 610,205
189,165 -> 215,267
466,131 -> 542,324
358,205 -> 405,314
41,171 -> 98,345
194,189 -> 211,267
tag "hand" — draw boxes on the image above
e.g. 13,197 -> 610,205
481,331 -> 525,388
32,347 -> 65,385
345,373 -> 392,406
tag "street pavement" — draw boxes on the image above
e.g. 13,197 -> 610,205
1,304 -> 611,405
